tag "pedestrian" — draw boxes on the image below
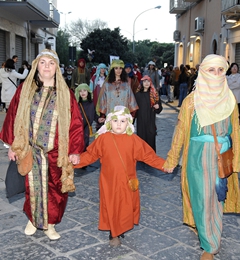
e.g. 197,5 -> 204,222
12,55 -> 18,63
167,65 -> 175,103
143,61 -> 160,90
96,59 -> 138,122
75,83 -> 102,151
159,68 -> 166,96
71,58 -> 90,89
188,66 -> 197,94
0,61 -> 6,110
173,66 -> 180,99
63,65 -> 74,88
74,105 -> 166,247
0,58 -> 28,112
18,60 -> 31,84
0,49 -> 85,240
60,64 -> 65,74
133,63 -> 142,82
12,55 -> 18,68
162,67 -> 170,96
178,64 -> 190,107
226,62 -> 240,122
124,63 -> 139,94
163,54 -> 240,260
135,75 -> 162,151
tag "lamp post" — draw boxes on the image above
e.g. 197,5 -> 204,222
60,11 -> 72,28
132,6 -> 161,53
121,28 -> 148,39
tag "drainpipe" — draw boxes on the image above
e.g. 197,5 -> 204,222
174,14 -> 178,67
26,21 -> 31,63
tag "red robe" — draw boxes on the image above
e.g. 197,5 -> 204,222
0,85 -> 84,224
74,132 -> 165,237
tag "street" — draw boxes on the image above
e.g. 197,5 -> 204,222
0,98 -> 239,260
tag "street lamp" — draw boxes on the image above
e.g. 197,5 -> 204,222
60,11 -> 72,28
121,28 -> 148,39
132,6 -> 161,53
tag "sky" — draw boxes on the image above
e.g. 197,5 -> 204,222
57,0 -> 176,43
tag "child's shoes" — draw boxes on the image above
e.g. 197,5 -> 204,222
109,237 -> 121,247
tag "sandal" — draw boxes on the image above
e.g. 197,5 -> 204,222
109,237 -> 121,247
200,251 -> 214,260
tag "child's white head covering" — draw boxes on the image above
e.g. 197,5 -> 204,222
96,106 -> 134,138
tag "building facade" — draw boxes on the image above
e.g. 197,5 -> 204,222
170,0 -> 240,67
0,0 -> 60,68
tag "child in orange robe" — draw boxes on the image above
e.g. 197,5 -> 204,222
74,106 -> 165,247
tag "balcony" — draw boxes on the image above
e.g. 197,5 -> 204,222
222,0 -> 240,20
170,0 -> 189,14
0,0 -> 60,28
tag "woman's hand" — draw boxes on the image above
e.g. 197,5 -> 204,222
98,118 -> 105,123
8,147 -> 17,161
153,104 -> 159,109
69,154 -> 80,165
163,167 -> 175,173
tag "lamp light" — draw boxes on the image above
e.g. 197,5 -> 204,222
226,19 -> 237,23
60,11 -> 72,28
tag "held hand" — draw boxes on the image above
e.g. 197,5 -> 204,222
163,167 -> 175,173
8,147 -> 17,161
153,104 -> 159,109
98,118 -> 105,123
69,154 -> 80,165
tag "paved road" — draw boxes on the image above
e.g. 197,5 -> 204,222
0,98 -> 239,260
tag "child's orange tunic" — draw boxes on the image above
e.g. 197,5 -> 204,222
74,132 -> 165,237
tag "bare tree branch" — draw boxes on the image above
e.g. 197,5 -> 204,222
68,19 -> 108,45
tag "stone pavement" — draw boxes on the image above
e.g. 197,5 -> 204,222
0,99 -> 240,260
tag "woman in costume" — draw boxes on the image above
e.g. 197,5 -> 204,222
124,63 -> 139,94
135,75 -> 162,151
71,58 -> 90,89
89,63 -> 108,106
96,59 -> 139,122
0,49 -> 84,240
163,54 -> 240,260
89,63 -> 108,130
74,106 -> 165,247
143,61 -> 160,90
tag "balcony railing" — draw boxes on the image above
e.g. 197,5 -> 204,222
222,0 -> 240,14
0,0 -> 60,27
169,0 -> 190,14
221,0 -> 240,23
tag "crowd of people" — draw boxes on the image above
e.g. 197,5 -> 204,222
0,50 -> 240,260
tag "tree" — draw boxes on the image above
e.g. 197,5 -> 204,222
56,22 -> 175,69
56,29 -> 72,66
69,19 -> 108,46
151,43 -> 175,68
80,27 -> 132,65
133,40 -> 153,68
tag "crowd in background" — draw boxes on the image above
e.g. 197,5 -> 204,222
1,54 -> 240,120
